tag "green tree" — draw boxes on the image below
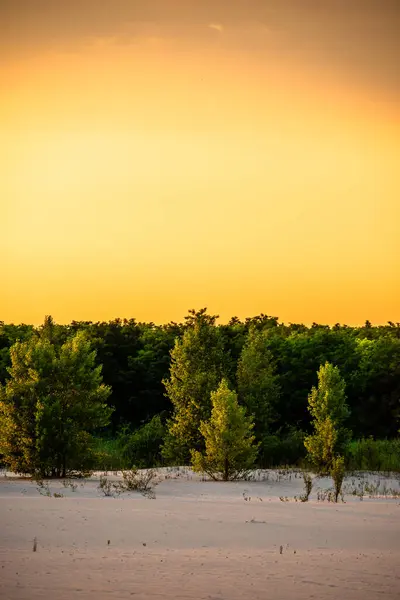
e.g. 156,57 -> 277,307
191,379 -> 259,480
0,329 -> 112,476
304,362 -> 350,472
162,309 -> 227,463
351,337 -> 400,437
0,322 -> 35,384
237,327 -> 280,455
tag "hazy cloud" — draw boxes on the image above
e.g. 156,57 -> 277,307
208,23 -> 224,33
1,0 -> 399,97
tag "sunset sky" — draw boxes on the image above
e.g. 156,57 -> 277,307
2,0 -> 399,325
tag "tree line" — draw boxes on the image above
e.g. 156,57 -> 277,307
0,310 -> 399,475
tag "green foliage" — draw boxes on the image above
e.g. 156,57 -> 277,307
304,362 -> 350,473
0,324 -> 112,476
345,438 -> 400,472
92,437 -> 128,471
162,309 -> 227,463
351,337 -> 400,438
300,472 -> 313,502
191,379 -> 259,480
1,313 -> 399,472
237,327 -> 280,441
0,322 -> 35,384
265,327 -> 359,435
121,415 -> 165,468
258,428 -> 306,467
331,455 -> 345,502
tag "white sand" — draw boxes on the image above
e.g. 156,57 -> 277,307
0,469 -> 399,599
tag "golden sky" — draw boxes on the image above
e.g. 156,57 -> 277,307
2,0 -> 400,325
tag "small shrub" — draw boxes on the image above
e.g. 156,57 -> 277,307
53,492 -> 64,498
300,472 -> 313,502
98,475 -> 120,497
34,478 -> 51,497
331,456 -> 345,502
118,468 -> 159,498
317,488 -> 335,502
62,479 -> 78,491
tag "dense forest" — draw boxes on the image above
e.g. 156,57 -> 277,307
0,310 -> 399,473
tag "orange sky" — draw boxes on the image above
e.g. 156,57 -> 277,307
2,0 -> 400,325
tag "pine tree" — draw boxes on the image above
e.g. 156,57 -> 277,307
304,362 -> 350,473
191,379 -> 259,480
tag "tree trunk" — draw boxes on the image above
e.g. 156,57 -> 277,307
224,457 -> 229,481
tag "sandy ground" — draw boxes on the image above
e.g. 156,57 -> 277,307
0,469 -> 399,599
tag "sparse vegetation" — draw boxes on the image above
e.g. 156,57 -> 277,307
98,475 -> 120,497
34,479 -> 51,497
300,472 -> 314,502
344,475 -> 400,499
118,468 -> 159,498
62,479 -> 78,491
331,456 -> 345,502
98,469 -> 159,499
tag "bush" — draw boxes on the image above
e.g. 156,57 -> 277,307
300,472 -> 313,502
345,438 -> 400,472
331,455 -> 345,502
98,475 -> 120,497
119,468 -> 159,497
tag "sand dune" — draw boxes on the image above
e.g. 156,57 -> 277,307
1,470 -> 399,599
